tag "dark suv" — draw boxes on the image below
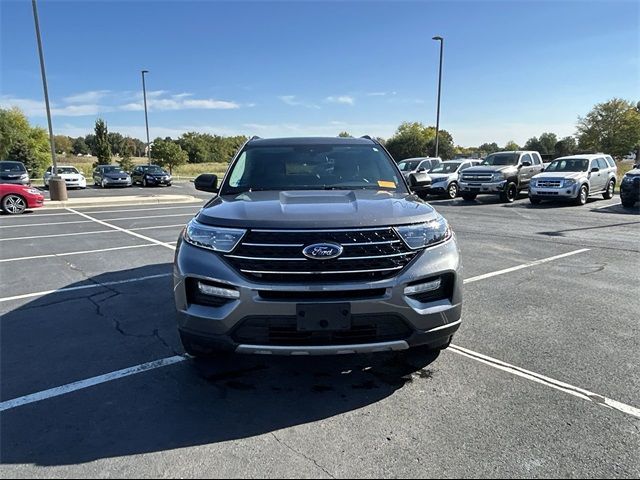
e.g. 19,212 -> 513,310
459,151 -> 544,202
174,136 -> 462,357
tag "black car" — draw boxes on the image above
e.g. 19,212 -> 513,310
132,165 -> 172,187
0,161 -> 30,185
620,165 -> 640,208
93,165 -> 132,188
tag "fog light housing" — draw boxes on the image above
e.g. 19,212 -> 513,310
404,278 -> 442,296
198,281 -> 240,299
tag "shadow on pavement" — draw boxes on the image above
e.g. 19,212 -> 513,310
0,264 -> 440,466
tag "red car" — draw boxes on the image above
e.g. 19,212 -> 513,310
0,183 -> 44,214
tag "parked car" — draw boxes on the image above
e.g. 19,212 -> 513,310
397,157 -> 441,179
0,161 -> 30,185
174,136 -> 461,357
44,165 -> 87,189
0,183 -> 44,214
529,154 -> 617,206
93,165 -> 132,188
619,164 -> 640,208
459,150 -> 544,203
131,165 -> 172,187
425,159 -> 482,199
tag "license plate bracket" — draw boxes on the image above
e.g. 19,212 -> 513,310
296,303 -> 351,332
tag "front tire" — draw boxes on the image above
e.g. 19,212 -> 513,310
2,194 -> 27,215
574,185 -> 588,205
500,182 -> 518,203
143,178 -> 148,187
446,182 -> 458,199
603,179 -> 615,199
621,198 -> 636,208
461,193 -> 477,201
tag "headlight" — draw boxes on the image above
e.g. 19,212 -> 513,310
432,178 -> 447,184
563,179 -> 577,187
26,188 -> 41,195
491,173 -> 504,182
183,220 -> 246,252
20,173 -> 29,179
394,216 -> 452,250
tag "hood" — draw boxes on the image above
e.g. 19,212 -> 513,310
106,172 -> 129,179
624,168 -> 640,178
55,173 -> 82,179
196,190 -> 439,229
532,171 -> 586,180
463,165 -> 518,174
146,171 -> 169,177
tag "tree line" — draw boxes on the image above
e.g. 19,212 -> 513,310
1,97 -> 638,176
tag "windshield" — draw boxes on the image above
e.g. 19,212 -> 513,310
398,160 -> 420,172
430,162 -> 461,174
103,166 -> 126,174
221,144 -> 405,194
546,158 -> 589,172
143,166 -> 165,173
0,162 -> 26,173
482,153 -> 519,166
57,167 -> 79,174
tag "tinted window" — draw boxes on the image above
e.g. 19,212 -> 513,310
398,160 -> 420,171
605,156 -> 615,168
546,159 -> 589,172
222,143 -> 405,194
0,161 -> 26,173
482,153 -> 519,166
531,153 -> 542,165
520,154 -> 532,165
431,162 -> 462,173
596,158 -> 608,170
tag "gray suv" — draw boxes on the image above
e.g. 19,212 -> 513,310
529,154 -> 617,205
174,137 -> 462,357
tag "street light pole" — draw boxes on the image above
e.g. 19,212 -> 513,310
432,35 -> 444,159
141,70 -> 151,165
31,0 -> 66,200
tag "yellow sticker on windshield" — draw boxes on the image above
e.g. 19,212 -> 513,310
378,180 -> 396,189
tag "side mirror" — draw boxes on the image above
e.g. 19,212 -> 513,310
540,167 -> 545,172
521,161 -> 532,167
591,167 -> 600,173
194,173 -> 219,193
417,167 -> 427,173
409,171 -> 431,191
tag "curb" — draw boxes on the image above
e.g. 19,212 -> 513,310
42,195 -> 204,210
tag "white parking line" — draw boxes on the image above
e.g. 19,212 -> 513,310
463,248 -> 591,284
0,356 -> 186,413
0,205 -> 200,219
67,208 -> 178,251
0,213 -> 194,229
448,345 -> 640,419
0,273 -> 172,303
0,224 -> 185,242
0,244 -> 159,264
593,202 -> 622,210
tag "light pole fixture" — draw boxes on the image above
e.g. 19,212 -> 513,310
141,69 -> 151,165
32,0 -> 67,200
432,35 -> 444,158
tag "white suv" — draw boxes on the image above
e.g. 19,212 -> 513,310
529,154 -> 617,205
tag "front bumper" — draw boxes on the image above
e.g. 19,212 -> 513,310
620,182 -> 640,202
145,176 -> 172,185
104,179 -> 132,187
423,183 -> 449,194
0,178 -> 30,186
174,236 -> 463,355
529,184 -> 579,199
459,180 -> 506,194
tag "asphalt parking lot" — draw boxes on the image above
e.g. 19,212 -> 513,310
0,191 -> 638,478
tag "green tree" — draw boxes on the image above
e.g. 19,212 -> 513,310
478,142 -> 500,155
84,134 -> 97,155
53,135 -> 72,154
0,107 -> 50,175
426,130 -> 455,159
93,118 -> 111,165
72,137 -> 89,155
338,131 -> 352,138
150,137 -> 188,174
503,140 -> 521,151
385,122 -> 436,160
577,98 -> 640,158
524,132 -> 557,155
117,138 -> 136,172
107,132 -> 124,156
177,132 -> 210,163
554,136 -> 577,158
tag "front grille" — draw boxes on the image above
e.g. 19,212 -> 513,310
461,173 -> 493,183
232,314 -> 412,346
225,227 -> 417,283
538,191 -> 559,196
537,179 -> 562,188
258,288 -> 386,301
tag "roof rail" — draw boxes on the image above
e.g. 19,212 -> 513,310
360,135 -> 374,141
249,135 -> 261,142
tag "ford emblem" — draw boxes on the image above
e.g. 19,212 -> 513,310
302,243 -> 344,260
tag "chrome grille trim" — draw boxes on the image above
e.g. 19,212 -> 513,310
239,266 -> 404,275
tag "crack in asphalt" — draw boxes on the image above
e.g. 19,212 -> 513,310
270,432 -> 336,478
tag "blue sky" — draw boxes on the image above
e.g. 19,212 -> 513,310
1,0 -> 638,146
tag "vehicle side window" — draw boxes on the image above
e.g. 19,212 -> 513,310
597,158 -> 608,170
520,154 -> 532,165
459,162 -> 470,171
419,160 -> 430,171
590,160 -> 599,171
605,156 -> 615,168
46,166 -> 51,174
531,154 -> 541,165
228,152 -> 247,187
